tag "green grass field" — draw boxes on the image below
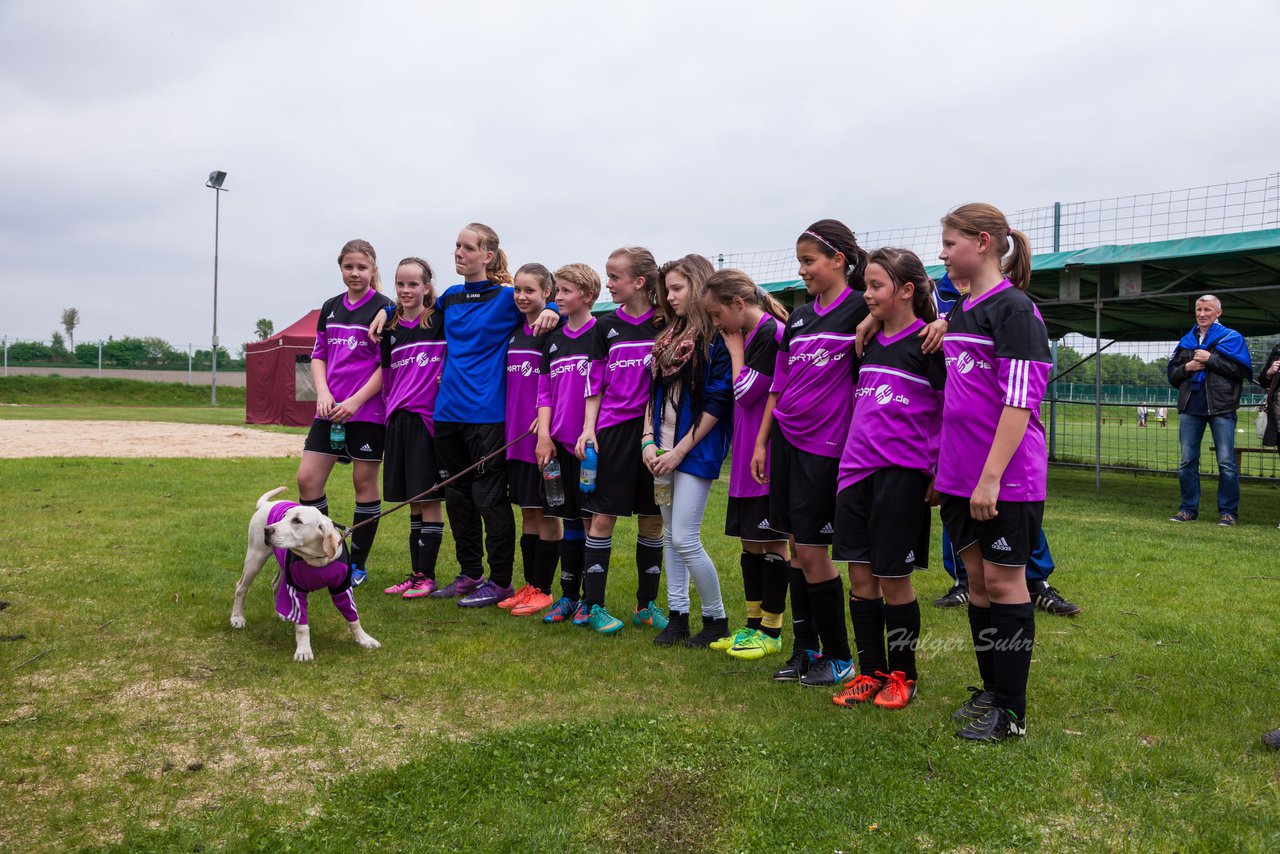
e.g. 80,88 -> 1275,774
2,450 -> 1280,851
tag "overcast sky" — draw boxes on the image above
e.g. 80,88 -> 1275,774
2,0 -> 1278,350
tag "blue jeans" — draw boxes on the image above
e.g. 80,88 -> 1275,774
1178,411 -> 1239,517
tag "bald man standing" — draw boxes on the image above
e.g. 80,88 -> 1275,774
1166,295 -> 1253,526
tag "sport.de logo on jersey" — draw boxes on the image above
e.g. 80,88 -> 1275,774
790,347 -> 844,368
854,383 -> 910,406
330,333 -> 370,351
947,350 -> 992,375
507,360 -> 537,377
608,352 -> 653,371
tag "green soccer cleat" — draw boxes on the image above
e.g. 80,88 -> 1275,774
633,601 -> 669,631
588,604 -> 624,635
727,630 -> 783,661
710,626 -> 754,651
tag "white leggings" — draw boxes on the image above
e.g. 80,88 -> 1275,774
660,471 -> 724,618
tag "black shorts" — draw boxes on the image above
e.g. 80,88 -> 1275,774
938,493 -> 1044,568
303,418 -> 385,464
382,411 -> 439,502
767,425 -> 838,546
725,495 -> 787,542
831,468 -> 931,578
508,460 -> 543,509
580,418 -> 658,518
545,442 -> 591,521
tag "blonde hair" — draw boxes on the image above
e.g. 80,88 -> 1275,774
464,222 -> 512,285
337,238 -> 382,292
553,263 -> 601,305
608,246 -> 661,312
703,268 -> 788,323
389,257 -> 436,331
940,203 -> 1032,290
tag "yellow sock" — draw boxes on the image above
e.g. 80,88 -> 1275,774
761,610 -> 783,630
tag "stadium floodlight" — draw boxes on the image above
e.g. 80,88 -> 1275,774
206,171 -> 229,405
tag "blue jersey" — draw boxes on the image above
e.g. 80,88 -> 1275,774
433,280 -> 554,424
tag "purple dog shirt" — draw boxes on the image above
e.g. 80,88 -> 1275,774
268,502 -> 359,625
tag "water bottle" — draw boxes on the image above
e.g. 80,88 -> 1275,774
653,450 -> 673,507
329,421 -> 346,451
543,458 -> 566,507
579,441 -> 598,493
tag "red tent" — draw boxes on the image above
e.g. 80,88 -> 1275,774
245,310 -> 319,426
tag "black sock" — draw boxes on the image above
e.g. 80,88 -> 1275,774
349,500 -> 381,566
535,539 -> 560,593
520,533 -> 539,588
849,595 -> 887,677
990,602 -> 1035,718
409,515 -> 423,575
968,603 -> 995,691
417,523 -> 443,581
582,535 -> 612,606
808,577 -> 851,662
789,564 -> 818,652
741,552 -> 764,630
884,599 -> 921,681
635,534 -> 663,609
759,553 -> 788,639
558,537 -> 585,601
300,494 -> 328,516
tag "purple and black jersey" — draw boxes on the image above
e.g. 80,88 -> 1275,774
935,280 -> 1051,502
506,321 -> 552,464
312,288 -> 395,424
838,318 -> 946,492
538,318 -> 596,446
269,502 -> 359,625
730,314 -> 782,498
380,312 -> 447,435
587,307 -> 659,431
770,288 -> 869,458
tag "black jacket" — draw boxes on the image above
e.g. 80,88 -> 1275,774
1166,343 -> 1251,416
1261,344 -> 1280,447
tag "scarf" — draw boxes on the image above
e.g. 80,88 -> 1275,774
1176,321 -> 1252,388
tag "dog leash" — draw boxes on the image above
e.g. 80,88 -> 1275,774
339,423 -> 537,540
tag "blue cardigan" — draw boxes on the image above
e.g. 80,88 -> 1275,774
651,334 -> 733,479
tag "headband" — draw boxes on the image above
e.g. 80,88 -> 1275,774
802,230 -> 841,256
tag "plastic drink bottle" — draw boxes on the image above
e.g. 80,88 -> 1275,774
329,421 -> 346,450
543,459 -> 566,506
579,441 -> 598,493
653,450 -> 673,506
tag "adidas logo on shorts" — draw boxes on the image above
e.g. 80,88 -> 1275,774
990,537 -> 1012,552
758,519 -> 772,530
607,328 -> 620,339
819,522 -> 833,534
359,443 -> 373,452
904,550 -> 915,564
791,318 -> 805,328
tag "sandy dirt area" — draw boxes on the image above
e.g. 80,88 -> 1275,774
0,420 -> 301,458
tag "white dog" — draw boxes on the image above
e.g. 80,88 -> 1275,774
230,487 -> 381,662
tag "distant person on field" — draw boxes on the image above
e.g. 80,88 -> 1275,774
1166,295 -> 1252,526
1137,404 -> 1148,427
1259,343 -> 1280,528
1156,406 -> 1167,426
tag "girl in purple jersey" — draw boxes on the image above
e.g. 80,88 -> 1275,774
751,220 -> 870,688
642,255 -> 733,648
574,248 -> 669,636
536,264 -> 599,623
297,239 -> 394,587
380,258 -> 448,599
702,269 -> 791,662
830,248 -> 943,711
935,203 -> 1050,742
499,263 -> 562,616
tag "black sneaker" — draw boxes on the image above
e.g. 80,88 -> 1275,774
772,648 -> 817,682
1031,586 -> 1081,617
683,616 -> 729,649
932,584 -> 969,609
1264,729 -> 1280,750
653,611 -> 690,647
951,686 -> 996,722
956,706 -> 1026,742
798,654 -> 854,688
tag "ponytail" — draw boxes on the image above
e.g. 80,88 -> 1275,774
797,219 -> 868,290
465,222 -> 512,285
941,204 -> 1033,291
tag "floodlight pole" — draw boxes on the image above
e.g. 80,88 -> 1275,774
206,171 -> 229,406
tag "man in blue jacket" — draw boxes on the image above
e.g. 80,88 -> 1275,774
1166,295 -> 1253,526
